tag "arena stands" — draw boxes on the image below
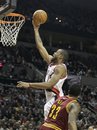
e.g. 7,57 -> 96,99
0,0 -> 97,129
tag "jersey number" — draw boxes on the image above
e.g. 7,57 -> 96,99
49,105 -> 61,119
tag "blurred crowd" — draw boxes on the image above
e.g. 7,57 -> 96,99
0,45 -> 97,130
77,85 -> 97,130
27,47 -> 97,77
0,85 -> 45,130
0,1 -> 97,129
0,46 -> 43,82
0,83 -> 97,130
0,45 -> 97,82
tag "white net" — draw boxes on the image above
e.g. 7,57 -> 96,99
0,13 -> 25,46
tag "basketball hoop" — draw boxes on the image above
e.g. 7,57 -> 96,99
0,13 -> 25,46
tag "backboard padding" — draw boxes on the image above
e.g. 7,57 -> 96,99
0,0 -> 17,20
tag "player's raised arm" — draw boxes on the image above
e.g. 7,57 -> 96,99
32,21 -> 52,64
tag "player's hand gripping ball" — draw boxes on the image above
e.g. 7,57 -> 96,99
33,10 -> 48,26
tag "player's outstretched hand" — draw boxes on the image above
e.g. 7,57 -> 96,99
32,20 -> 40,30
17,81 -> 29,88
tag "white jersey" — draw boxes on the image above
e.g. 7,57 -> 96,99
45,63 -> 67,103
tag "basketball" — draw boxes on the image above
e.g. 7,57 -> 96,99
33,10 -> 47,26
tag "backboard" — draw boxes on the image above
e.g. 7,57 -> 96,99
0,0 -> 17,20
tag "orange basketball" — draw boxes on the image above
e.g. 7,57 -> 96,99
33,10 -> 47,26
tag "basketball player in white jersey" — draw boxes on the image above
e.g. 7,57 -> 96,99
17,21 -> 68,120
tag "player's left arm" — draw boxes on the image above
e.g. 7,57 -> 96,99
68,103 -> 80,130
17,65 -> 66,89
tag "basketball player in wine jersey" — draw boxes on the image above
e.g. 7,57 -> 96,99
17,21 -> 68,120
39,84 -> 81,130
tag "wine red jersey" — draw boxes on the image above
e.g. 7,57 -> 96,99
40,96 -> 79,130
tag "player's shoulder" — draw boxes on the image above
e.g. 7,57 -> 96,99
54,65 -> 64,74
70,101 -> 81,112
56,63 -> 66,69
55,64 -> 67,75
54,64 -> 66,77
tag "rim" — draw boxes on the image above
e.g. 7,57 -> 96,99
0,13 -> 25,24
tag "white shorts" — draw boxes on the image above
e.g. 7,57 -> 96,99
44,97 -> 55,120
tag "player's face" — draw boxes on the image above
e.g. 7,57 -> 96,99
51,49 -> 63,63
53,49 -> 62,58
